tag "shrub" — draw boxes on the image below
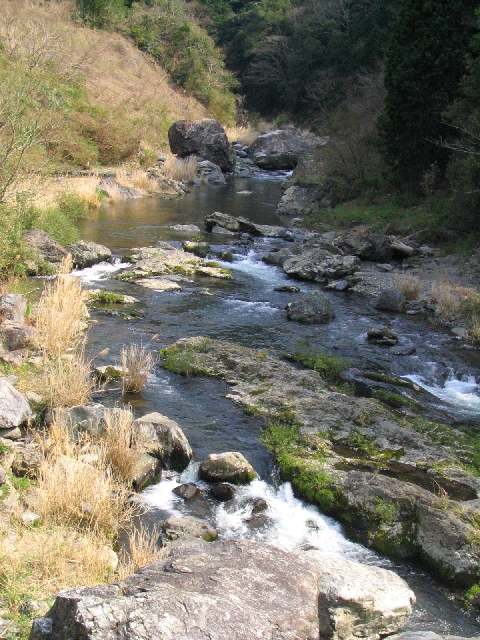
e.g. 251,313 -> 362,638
393,273 -> 422,301
0,198 -> 37,279
75,0 -> 127,29
120,344 -> 154,394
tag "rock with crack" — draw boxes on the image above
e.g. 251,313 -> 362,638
29,538 -> 414,640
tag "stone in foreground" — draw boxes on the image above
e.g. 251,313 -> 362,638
0,378 -> 32,430
30,539 -> 414,640
199,451 -> 256,484
133,412 -> 192,471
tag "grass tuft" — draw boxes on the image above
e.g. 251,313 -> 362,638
120,344 -> 154,394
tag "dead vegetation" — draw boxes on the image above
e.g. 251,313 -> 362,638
162,154 -> 198,182
120,344 -> 155,394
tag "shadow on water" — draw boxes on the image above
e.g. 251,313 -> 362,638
80,176 -> 480,636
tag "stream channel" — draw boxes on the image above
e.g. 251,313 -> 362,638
77,173 -> 480,637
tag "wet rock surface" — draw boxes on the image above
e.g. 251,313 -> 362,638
68,240 -> 112,269
286,292 -> 336,324
199,451 -> 256,484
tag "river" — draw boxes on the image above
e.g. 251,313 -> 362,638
78,174 -> 480,637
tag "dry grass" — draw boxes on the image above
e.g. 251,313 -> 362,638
120,344 -> 154,394
32,419 -> 135,539
101,407 -> 141,484
225,125 -> 259,146
162,154 -> 198,182
393,273 -> 422,301
430,281 -> 476,321
35,256 -> 88,356
41,352 -> 94,408
14,175 -> 103,210
115,168 -> 159,193
117,526 -> 164,579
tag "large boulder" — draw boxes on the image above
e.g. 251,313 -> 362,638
168,119 -> 233,171
333,228 -> 392,262
0,378 -> 32,431
68,240 -> 112,269
30,539 -> 414,640
133,412 -> 192,472
375,289 -> 406,313
23,229 -> 68,268
199,451 -> 256,484
277,185 -> 326,216
283,249 -> 359,282
249,129 -> 315,170
286,292 -> 335,324
308,552 -> 415,640
0,294 -> 27,323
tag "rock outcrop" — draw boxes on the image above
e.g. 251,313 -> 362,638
30,539 -> 414,640
0,379 -> 32,435
168,119 -> 233,172
160,337 -> 480,587
283,249 -> 359,283
23,229 -> 68,272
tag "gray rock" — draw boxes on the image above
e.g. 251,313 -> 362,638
326,279 -> 350,291
367,326 -> 399,346
52,404 -> 111,439
133,412 -> 192,471
0,294 -> 27,323
0,321 -> 35,351
209,482 -> 235,501
0,378 -> 32,430
197,159 -> 226,184
168,119 -> 233,171
173,483 -> 203,501
23,229 -> 68,268
132,453 -> 162,491
286,292 -> 335,324
375,289 -> 406,313
283,249 -> 359,282
277,185 -> 325,216
68,240 -> 112,269
236,217 -> 290,238
0,465 -> 6,485
390,241 -> 415,259
199,452 -> 256,484
168,224 -> 201,235
1,426 -> 22,440
307,552 -> 415,640
205,211 -> 240,233
274,284 -> 301,293
160,515 -> 218,542
251,497 -> 268,514
263,248 -> 293,266
249,129 -> 317,170
21,510 -> 41,526
31,539 -> 414,640
333,229 -> 392,262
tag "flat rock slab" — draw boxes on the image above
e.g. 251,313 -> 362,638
136,278 -> 182,292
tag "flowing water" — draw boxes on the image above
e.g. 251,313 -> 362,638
78,175 -> 480,637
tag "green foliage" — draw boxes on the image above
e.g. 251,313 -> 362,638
127,0 -> 236,122
160,339 -> 211,376
0,197 -> 38,279
75,0 -> 128,28
380,0 -> 476,188
89,291 -> 130,305
289,345 -> 348,384
36,193 -> 90,246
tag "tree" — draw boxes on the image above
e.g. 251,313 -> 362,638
380,0 -> 476,189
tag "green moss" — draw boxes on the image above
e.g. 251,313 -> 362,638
372,389 -> 422,411
343,429 -> 403,465
465,583 -> 480,604
160,340 -> 211,376
88,291 -> 130,305
289,348 -> 348,384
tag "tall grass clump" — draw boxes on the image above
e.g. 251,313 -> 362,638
393,273 -> 422,301
35,255 -> 88,357
120,344 -> 154,394
162,155 -> 198,182
42,352 -> 94,408
101,407 -> 140,484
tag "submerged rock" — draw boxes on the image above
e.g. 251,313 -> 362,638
286,292 -> 335,324
31,538 -> 414,640
199,452 -> 256,484
168,119 -> 233,171
68,240 -> 112,269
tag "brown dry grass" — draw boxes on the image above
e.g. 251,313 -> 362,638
430,281 -> 476,321
225,125 -> 259,146
117,526 -> 164,579
101,407 -> 140,484
162,154 -> 198,182
393,273 -> 422,301
35,256 -> 88,356
1,0 -> 207,155
120,344 -> 155,394
115,168 -> 159,193
41,352 -> 94,408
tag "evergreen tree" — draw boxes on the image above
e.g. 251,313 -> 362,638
380,0 -> 476,189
